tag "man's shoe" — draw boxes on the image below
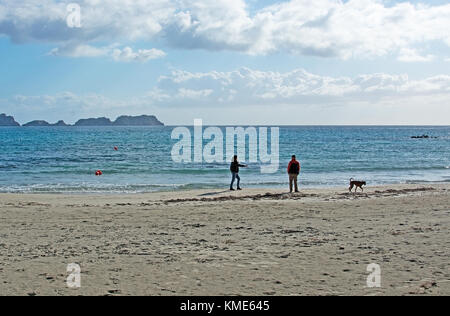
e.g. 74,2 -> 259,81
237,187 -> 242,191
230,188 -> 235,191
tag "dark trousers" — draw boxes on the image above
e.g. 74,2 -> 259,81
289,174 -> 299,192
231,172 -> 241,189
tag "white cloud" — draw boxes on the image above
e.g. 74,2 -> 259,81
12,92 -> 122,110
112,47 -> 166,62
6,91 -> 153,124
48,44 -> 166,62
177,88 -> 214,99
1,0 -> 450,59
8,68 -> 450,109
48,44 -> 109,58
150,68 -> 450,106
397,48 -> 435,63
6,69 -> 450,124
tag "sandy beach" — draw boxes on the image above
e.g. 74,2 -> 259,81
0,184 -> 449,296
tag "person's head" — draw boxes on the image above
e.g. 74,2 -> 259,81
292,155 -> 296,161
233,155 -> 238,162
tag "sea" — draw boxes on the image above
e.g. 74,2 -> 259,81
0,126 -> 449,194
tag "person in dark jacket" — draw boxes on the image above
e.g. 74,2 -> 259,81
230,155 -> 247,191
287,155 -> 301,193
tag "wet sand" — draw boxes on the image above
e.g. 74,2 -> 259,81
0,184 -> 449,296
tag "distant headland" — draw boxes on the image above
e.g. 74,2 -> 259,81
23,120 -> 69,127
0,114 -> 20,126
0,114 -> 164,127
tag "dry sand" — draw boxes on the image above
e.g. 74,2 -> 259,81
0,184 -> 449,296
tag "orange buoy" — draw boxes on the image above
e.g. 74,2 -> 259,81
95,170 -> 103,176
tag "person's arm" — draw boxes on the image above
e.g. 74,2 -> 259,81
239,163 -> 248,168
287,161 -> 292,173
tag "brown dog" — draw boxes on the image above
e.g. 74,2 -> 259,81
349,178 -> 366,192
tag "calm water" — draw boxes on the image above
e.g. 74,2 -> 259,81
0,126 -> 449,193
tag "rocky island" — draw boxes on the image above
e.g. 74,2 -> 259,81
74,117 -> 113,126
53,120 -> 69,127
113,115 -> 164,126
23,120 -> 51,127
0,114 -> 20,126
0,114 -> 164,127
23,120 -> 70,127
74,115 -> 164,127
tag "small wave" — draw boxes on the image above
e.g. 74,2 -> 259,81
405,179 -> 450,184
2,177 -> 448,194
0,181 -> 285,194
0,164 -> 17,170
0,183 -> 183,194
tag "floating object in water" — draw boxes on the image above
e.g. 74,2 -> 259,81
411,135 -> 438,139
411,135 -> 430,139
95,170 -> 103,176
114,146 -> 118,151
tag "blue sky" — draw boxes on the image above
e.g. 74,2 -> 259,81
0,0 -> 450,125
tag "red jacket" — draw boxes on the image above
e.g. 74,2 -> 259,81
287,160 -> 300,174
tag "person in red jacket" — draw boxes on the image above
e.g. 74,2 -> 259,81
287,155 -> 301,193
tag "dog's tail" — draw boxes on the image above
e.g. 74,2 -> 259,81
350,178 -> 354,182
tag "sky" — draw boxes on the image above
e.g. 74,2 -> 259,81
0,0 -> 450,125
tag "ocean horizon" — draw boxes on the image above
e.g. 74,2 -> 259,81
1,125 -> 449,194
